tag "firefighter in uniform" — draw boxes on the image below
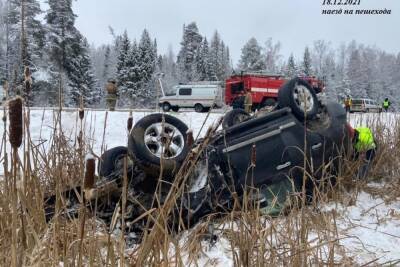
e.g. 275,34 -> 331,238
244,91 -> 253,113
347,125 -> 377,179
382,98 -> 390,112
106,79 -> 118,111
344,95 -> 352,113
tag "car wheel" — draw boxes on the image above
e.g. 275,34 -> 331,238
222,109 -> 251,129
162,102 -> 171,112
171,106 -> 180,112
278,78 -> 319,121
98,146 -> 134,183
194,104 -> 204,113
128,113 -> 189,179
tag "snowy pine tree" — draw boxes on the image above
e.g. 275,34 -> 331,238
285,54 -> 297,78
68,38 -> 98,106
238,37 -> 265,72
4,0 -> 45,87
126,39 -> 140,98
195,37 -> 210,81
209,31 -> 231,81
177,22 -> 203,82
46,0 -> 93,106
137,29 -> 156,95
116,31 -> 130,92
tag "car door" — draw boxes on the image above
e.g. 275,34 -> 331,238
178,88 -> 192,107
216,108 -> 301,188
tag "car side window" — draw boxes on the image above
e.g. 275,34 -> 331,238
179,88 -> 192,96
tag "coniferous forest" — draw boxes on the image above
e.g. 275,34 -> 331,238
1,0 -> 399,108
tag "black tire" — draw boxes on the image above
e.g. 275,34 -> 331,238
162,102 -> 171,112
98,146 -> 133,183
171,106 -> 180,112
194,103 -> 204,113
128,114 -> 189,179
278,78 -> 319,121
222,109 -> 251,129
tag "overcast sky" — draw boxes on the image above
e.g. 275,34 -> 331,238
68,0 -> 399,64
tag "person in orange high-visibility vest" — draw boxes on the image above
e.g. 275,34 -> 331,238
344,95 -> 352,113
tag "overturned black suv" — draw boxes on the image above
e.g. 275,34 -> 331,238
45,78 -> 350,232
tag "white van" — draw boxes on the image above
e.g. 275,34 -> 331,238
159,83 -> 222,112
350,98 -> 382,113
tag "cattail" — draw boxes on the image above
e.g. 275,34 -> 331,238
251,144 -> 256,167
79,108 -> 84,120
187,129 -> 194,147
127,111 -> 133,132
9,97 -> 23,148
84,154 -> 96,189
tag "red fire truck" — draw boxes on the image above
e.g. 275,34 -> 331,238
225,72 -> 325,110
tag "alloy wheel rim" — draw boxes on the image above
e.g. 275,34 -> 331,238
293,84 -> 314,113
144,122 -> 185,159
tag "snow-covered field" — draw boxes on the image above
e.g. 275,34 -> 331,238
0,109 -> 222,175
1,108 -> 400,265
182,188 -> 400,265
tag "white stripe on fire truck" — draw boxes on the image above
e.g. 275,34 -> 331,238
250,88 -> 279,93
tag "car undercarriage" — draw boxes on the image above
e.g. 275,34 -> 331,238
44,77 -> 351,240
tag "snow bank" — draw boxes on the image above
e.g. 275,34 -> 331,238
323,190 -> 400,264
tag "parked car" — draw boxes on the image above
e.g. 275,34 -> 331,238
45,78 -> 350,234
159,83 -> 223,112
350,98 -> 382,113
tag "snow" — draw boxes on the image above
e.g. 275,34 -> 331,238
323,191 -> 400,264
348,112 -> 400,131
32,69 -> 51,82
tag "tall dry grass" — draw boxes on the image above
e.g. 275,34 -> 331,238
0,98 -> 399,267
